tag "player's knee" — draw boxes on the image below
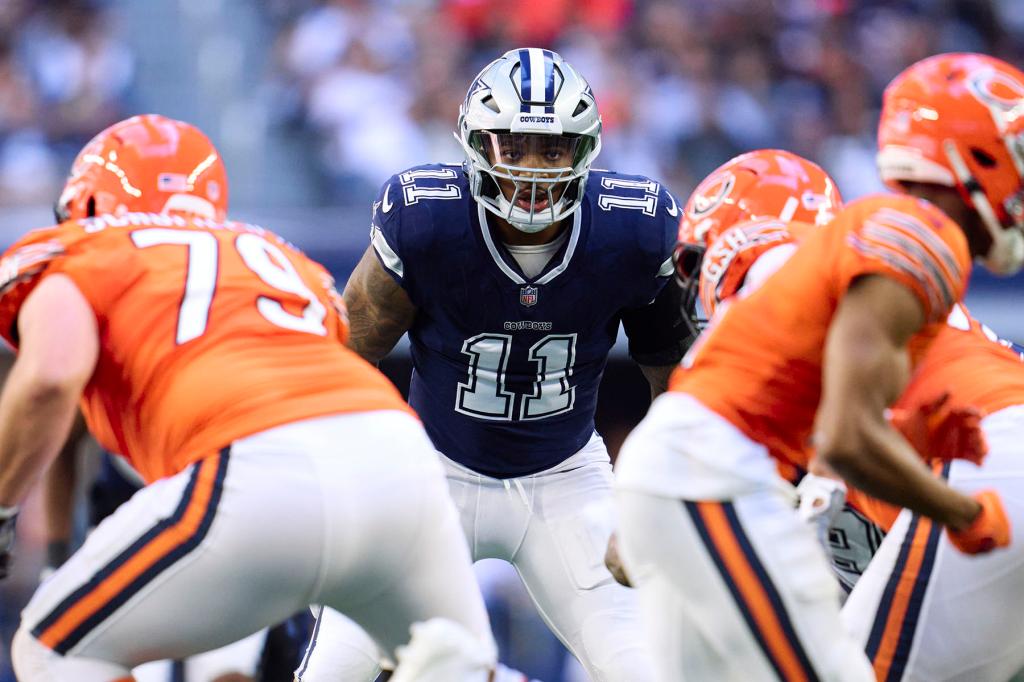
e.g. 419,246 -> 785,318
578,608 -> 656,681
10,626 -> 48,681
390,618 -> 496,682
12,624 -> 133,682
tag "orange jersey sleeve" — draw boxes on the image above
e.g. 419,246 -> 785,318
0,226 -> 102,346
835,196 -> 970,325
671,194 -> 971,479
0,214 -> 410,483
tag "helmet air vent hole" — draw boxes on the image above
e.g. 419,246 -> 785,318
970,147 -> 997,168
481,95 -> 500,113
572,100 -> 590,117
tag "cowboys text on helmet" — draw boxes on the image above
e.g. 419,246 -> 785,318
456,48 -> 602,233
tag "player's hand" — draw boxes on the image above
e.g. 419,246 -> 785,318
795,473 -> 847,550
0,506 -> 17,580
889,392 -> 988,465
604,532 -> 632,588
946,490 -> 1010,555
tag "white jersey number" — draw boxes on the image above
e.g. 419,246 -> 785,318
456,333 -> 577,421
597,177 -> 660,216
400,168 -> 463,205
946,303 -> 1022,357
131,228 -> 327,344
235,233 -> 327,336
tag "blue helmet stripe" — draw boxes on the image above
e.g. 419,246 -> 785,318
518,48 -> 532,112
542,49 -> 556,113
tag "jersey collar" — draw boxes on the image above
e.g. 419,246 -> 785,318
477,202 -> 582,285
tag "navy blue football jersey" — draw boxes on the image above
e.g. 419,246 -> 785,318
370,163 -> 680,477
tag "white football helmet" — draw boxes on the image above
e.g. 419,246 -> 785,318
456,48 -> 602,233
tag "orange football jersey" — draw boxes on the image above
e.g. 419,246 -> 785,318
898,303 -> 1024,419
841,303 -> 1024,533
0,212 -> 411,483
670,194 -> 971,481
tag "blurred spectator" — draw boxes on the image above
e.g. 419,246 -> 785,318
1,0 -> 1022,208
0,0 -> 134,206
1,4 -> 1022,680
269,0 -> 1023,205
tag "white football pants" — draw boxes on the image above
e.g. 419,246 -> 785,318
296,433 -> 655,682
12,411 -> 494,681
615,393 -> 874,682
842,405 -> 1024,681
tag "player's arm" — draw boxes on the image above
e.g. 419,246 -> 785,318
41,412 -> 86,571
622,279 -> 693,400
814,274 -> 979,530
342,245 -> 417,364
637,364 -> 675,399
0,274 -> 98,509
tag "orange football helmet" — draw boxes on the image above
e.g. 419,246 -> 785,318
675,149 -> 842,334
55,114 -> 228,223
878,53 -> 1024,275
697,219 -> 814,324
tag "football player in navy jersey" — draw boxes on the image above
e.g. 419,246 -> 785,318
296,48 -> 689,682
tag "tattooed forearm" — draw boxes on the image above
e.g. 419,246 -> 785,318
342,247 -> 416,364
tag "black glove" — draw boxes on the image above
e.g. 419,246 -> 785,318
0,505 -> 17,580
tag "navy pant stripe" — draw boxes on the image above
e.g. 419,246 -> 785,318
34,449 -> 230,654
683,501 -> 791,681
881,461 -> 950,681
721,503 -> 821,682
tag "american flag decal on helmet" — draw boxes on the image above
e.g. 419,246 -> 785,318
520,285 -> 539,307
518,48 -> 556,114
158,173 -> 189,192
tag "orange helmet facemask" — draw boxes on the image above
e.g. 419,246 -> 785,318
674,149 -> 843,335
877,53 -> 1024,276
55,114 -> 228,224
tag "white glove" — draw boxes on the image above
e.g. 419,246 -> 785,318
795,474 -> 847,551
392,619 -> 495,682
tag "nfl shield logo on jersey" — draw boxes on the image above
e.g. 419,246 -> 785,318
520,285 -> 538,307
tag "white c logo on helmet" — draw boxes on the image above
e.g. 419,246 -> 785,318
966,67 -> 1024,135
690,172 -> 735,217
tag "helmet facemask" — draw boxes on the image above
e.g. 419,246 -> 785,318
942,137 -> 1024,276
673,241 -> 709,338
463,130 -> 597,233
457,48 -> 603,234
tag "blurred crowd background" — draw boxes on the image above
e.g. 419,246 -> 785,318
1,0 -> 1023,680
3,0 -> 1024,209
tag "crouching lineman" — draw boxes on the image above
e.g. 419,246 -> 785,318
614,51 -> 1022,681
672,67 -> 1024,679
838,53 -> 1024,682
840,300 -> 1024,681
0,114 -> 519,682
670,150 -> 1013,682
